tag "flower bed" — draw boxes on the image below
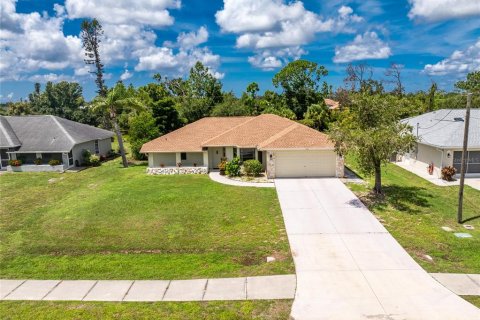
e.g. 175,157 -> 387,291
147,166 -> 208,175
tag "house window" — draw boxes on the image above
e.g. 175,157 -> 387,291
181,152 -> 187,160
240,148 -> 255,161
233,148 -> 237,158
68,151 -> 73,166
94,140 -> 99,154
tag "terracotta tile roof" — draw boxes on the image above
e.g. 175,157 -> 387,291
141,114 -> 334,152
140,116 -> 254,152
324,98 -> 340,110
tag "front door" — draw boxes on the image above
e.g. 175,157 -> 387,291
211,147 -> 225,169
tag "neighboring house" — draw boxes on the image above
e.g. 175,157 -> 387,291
324,98 -> 340,110
0,115 -> 114,172
401,109 -> 480,177
141,114 -> 343,178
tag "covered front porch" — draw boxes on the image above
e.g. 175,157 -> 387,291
4,151 -> 73,172
145,147 -> 267,175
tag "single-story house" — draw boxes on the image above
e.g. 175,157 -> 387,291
0,115 -> 114,172
401,109 -> 480,177
141,113 -> 343,178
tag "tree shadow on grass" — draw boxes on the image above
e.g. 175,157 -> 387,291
361,185 -> 432,214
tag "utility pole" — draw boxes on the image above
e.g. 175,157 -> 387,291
457,93 -> 472,224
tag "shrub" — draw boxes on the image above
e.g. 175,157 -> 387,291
82,149 -> 92,165
8,159 -> 22,167
89,154 -> 101,167
34,158 -> 42,165
225,157 -> 241,177
243,159 -> 263,176
441,166 -> 456,181
106,149 -> 116,159
48,159 -> 61,166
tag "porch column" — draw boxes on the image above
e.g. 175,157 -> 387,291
203,151 -> 208,168
175,152 -> 181,165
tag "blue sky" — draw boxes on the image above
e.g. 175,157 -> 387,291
1,0 -> 479,102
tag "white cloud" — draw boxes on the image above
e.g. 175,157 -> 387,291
120,69 -> 133,81
64,0 -> 180,27
248,47 -> 306,71
0,0 -> 223,82
135,27 -> 222,78
408,0 -> 480,21
424,39 -> 480,75
27,73 -> 75,83
0,0 -> 83,81
333,31 -> 391,63
215,0 -> 363,69
177,26 -> 209,49
7,92 -> 14,99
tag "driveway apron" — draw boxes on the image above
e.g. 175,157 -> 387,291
275,178 -> 480,320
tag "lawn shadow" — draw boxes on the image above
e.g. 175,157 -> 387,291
361,185 -> 432,214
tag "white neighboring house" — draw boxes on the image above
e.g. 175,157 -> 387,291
0,115 -> 114,172
401,109 -> 480,177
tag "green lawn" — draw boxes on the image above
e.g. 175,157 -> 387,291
346,158 -> 480,273
0,300 -> 292,320
0,160 -> 293,279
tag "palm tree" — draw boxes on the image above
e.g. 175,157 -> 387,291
93,82 -> 143,168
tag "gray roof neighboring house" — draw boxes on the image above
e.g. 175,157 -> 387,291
402,109 -> 480,149
0,115 -> 114,153
0,116 -> 21,148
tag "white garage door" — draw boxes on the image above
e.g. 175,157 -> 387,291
275,150 -> 336,178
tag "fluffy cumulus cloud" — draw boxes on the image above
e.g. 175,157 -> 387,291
1,0 -> 222,82
333,31 -> 391,63
135,27 -> 223,78
64,0 -> 180,27
424,39 -> 480,75
215,0 -> 363,69
0,0 -> 83,81
408,0 -> 480,21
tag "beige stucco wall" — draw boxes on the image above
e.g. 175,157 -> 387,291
72,138 -> 112,167
180,152 -> 204,166
148,153 -> 176,167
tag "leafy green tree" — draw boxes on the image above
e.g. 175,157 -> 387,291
242,82 -> 261,115
301,103 -> 331,131
7,101 -> 33,115
329,94 -> 416,194
427,82 -> 437,112
212,92 -> 250,116
151,97 -> 182,134
262,106 -> 297,120
179,62 -> 223,122
28,81 -> 85,120
81,18 -> 107,97
455,71 -> 480,92
93,82 -> 143,168
129,112 -> 160,160
272,60 -> 328,119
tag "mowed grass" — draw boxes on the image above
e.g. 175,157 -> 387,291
346,158 -> 480,273
0,160 -> 293,279
0,300 -> 292,320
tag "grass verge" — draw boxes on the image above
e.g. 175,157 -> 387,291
345,158 -> 480,273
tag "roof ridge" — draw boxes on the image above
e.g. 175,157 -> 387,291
201,116 -> 258,146
257,123 -> 299,149
50,115 -> 76,145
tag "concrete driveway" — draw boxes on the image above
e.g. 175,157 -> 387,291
275,178 -> 480,320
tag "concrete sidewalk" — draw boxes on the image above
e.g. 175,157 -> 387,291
0,275 -> 296,302
275,178 -> 480,320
